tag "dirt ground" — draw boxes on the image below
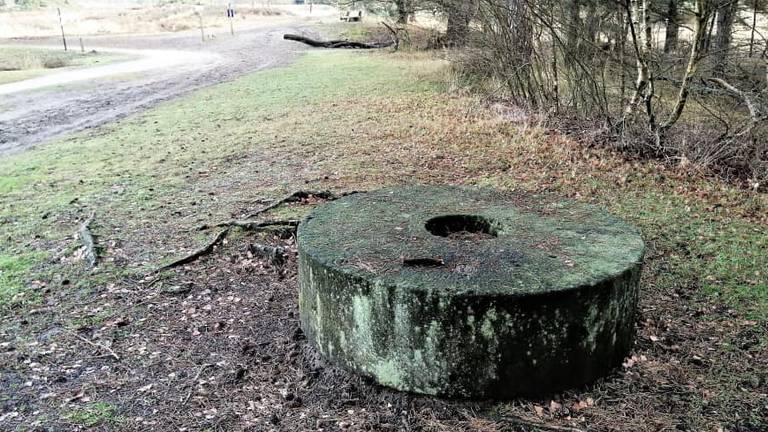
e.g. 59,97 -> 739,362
0,22 -> 314,156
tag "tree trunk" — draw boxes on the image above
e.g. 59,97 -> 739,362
623,0 -> 654,127
395,0 -> 410,24
566,0 -> 582,53
445,0 -> 475,46
713,0 -> 738,75
659,0 -> 716,134
664,0 -> 679,53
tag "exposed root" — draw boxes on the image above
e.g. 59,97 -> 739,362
78,211 -> 98,268
155,190 -> 360,274
242,189 -> 357,220
155,221 -> 298,274
154,228 -> 230,274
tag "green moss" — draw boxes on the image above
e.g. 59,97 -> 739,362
0,252 -> 46,306
65,401 -> 118,427
299,186 -> 643,398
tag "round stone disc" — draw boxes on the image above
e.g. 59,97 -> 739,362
298,186 -> 644,398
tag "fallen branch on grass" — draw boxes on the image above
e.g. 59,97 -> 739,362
283,34 -> 394,49
78,212 -> 98,268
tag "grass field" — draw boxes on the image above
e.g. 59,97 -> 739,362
0,46 -> 131,84
0,50 -> 765,431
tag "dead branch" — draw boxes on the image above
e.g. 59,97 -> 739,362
78,211 -> 98,268
243,190 -> 335,219
708,78 -> 761,121
69,331 -> 120,361
155,191 -> 361,273
380,21 -> 400,50
283,34 -> 393,49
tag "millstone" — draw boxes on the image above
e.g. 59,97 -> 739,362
298,186 -> 644,398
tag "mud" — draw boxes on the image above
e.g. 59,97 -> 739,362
0,23 -> 312,156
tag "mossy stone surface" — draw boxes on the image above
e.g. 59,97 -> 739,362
298,186 -> 645,398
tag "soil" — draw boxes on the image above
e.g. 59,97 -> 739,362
0,23 -> 312,156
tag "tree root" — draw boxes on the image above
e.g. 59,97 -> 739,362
155,190 -> 360,274
78,211 -> 98,268
283,34 -> 394,49
154,221 -> 298,273
243,189 -> 356,220
154,228 -> 230,273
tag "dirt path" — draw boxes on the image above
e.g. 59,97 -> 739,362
0,23 -> 311,156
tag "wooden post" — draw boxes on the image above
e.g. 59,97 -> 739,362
57,8 -> 67,51
79,37 -> 84,53
228,3 -> 234,36
198,13 -> 205,42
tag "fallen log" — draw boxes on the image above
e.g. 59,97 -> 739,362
283,34 -> 393,49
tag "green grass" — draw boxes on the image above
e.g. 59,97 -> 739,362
0,46 -> 132,85
65,402 -> 118,428
0,253 -> 41,306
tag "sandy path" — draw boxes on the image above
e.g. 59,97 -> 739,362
0,47 -> 218,96
0,22 -> 313,156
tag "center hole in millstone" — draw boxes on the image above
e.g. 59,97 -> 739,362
425,215 -> 498,240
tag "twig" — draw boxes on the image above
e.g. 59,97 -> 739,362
182,363 -> 214,406
68,331 -> 120,361
155,191 -> 361,273
78,211 -> 98,268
